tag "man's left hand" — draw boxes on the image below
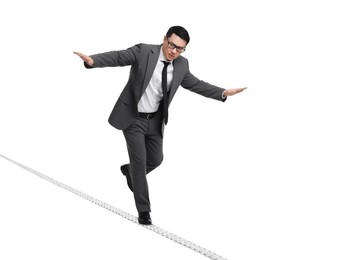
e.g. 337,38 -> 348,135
223,87 -> 247,97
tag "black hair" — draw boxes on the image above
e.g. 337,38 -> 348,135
166,26 -> 190,45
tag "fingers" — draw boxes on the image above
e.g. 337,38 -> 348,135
238,87 -> 247,94
224,87 -> 247,97
73,51 -> 94,66
237,87 -> 247,93
73,51 -> 83,57
73,51 -> 87,59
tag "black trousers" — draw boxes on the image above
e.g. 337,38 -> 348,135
122,110 -> 164,213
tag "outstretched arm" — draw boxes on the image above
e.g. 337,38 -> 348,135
223,87 -> 247,97
73,44 -> 141,68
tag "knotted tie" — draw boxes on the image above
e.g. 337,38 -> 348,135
162,61 -> 170,124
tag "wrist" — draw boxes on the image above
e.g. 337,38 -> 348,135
87,59 -> 94,66
222,90 -> 227,98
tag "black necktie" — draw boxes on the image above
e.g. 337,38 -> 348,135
162,61 -> 170,124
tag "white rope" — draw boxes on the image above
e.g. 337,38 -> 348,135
0,153 -> 228,260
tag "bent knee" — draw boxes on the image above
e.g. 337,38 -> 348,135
147,155 -> 163,171
152,155 -> 163,168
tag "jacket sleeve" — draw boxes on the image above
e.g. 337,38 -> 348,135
84,44 -> 142,69
180,60 -> 226,102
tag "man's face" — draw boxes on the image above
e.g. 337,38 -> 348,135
162,33 -> 187,62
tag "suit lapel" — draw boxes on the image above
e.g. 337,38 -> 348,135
140,45 -> 161,96
169,57 -> 183,103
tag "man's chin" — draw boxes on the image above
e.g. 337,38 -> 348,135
167,54 -> 176,61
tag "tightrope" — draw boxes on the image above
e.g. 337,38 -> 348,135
0,153 -> 227,260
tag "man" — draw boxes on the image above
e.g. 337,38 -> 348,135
74,25 -> 246,225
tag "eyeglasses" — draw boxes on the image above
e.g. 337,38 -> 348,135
167,40 -> 186,53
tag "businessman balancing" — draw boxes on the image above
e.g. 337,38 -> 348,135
74,25 -> 247,225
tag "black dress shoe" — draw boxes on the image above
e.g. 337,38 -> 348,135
120,164 -> 133,192
138,212 -> 152,225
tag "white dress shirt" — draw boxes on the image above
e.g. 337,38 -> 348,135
137,47 -> 174,113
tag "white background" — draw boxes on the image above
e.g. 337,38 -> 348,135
1,0 -> 363,259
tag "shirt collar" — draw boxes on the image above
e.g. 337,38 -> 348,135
159,46 -> 170,63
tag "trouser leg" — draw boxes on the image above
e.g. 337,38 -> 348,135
146,133 -> 164,174
123,118 -> 150,213
122,115 -> 164,213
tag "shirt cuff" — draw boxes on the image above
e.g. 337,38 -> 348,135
222,92 -> 227,100
84,61 -> 94,69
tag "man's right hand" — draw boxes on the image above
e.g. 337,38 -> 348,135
73,51 -> 94,66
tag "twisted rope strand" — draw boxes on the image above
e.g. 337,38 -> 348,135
0,154 -> 227,260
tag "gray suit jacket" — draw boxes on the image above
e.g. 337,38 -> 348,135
86,44 -> 226,133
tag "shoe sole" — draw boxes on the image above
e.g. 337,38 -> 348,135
138,219 -> 152,225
